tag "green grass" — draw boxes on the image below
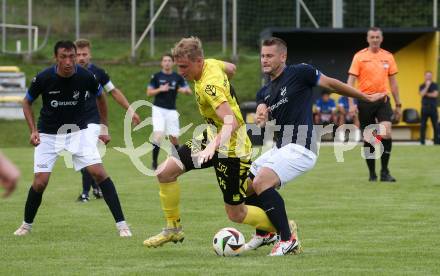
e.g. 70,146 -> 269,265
1,145 -> 439,275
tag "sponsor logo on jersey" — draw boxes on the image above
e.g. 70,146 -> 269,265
73,90 -> 80,100
205,85 -> 216,96
268,97 -> 289,112
280,86 -> 287,97
51,100 -> 78,108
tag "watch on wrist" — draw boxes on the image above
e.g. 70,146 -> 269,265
395,103 -> 402,108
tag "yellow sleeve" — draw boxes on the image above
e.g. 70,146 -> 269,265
199,83 -> 228,110
207,59 -> 225,72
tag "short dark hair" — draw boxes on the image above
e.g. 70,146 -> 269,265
367,27 -> 383,34
162,53 -> 173,61
261,37 -> 287,52
54,40 -> 76,56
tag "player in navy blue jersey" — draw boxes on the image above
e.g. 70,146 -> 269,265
244,37 -> 386,256
147,54 -> 191,169
14,40 -> 132,237
74,39 -> 141,202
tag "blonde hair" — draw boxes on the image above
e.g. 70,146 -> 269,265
172,36 -> 204,61
74,38 -> 91,49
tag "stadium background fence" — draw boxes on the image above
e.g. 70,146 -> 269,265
1,0 -> 439,60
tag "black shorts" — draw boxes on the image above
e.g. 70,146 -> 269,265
176,131 -> 251,205
357,96 -> 393,129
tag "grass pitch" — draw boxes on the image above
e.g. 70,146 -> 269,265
1,145 -> 439,275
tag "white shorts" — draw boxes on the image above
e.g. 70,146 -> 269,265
34,129 -> 102,173
152,105 -> 180,137
250,143 -> 317,187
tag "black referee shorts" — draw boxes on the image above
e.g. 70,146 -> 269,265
176,131 -> 251,205
357,96 -> 393,129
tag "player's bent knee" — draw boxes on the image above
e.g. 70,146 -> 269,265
156,157 -> 183,183
225,205 -> 247,223
157,170 -> 178,183
33,174 -> 49,192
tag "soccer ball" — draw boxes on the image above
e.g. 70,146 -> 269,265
212,227 -> 245,256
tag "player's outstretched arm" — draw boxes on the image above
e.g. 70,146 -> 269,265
178,86 -> 192,95
109,88 -> 141,125
22,98 -> 40,146
197,101 -> 239,164
346,75 -> 358,115
318,74 -> 387,103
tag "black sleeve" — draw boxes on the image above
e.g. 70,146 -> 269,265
431,83 -> 438,91
296,63 -> 321,87
98,69 -> 111,87
256,86 -> 267,105
148,74 -> 159,88
90,75 -> 103,96
25,75 -> 42,102
177,74 -> 188,88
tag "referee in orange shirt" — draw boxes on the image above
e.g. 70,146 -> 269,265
347,27 -> 402,182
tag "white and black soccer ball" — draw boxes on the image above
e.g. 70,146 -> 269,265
212,227 -> 245,256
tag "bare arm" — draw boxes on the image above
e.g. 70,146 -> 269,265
177,86 -> 192,95
389,75 -> 401,106
420,83 -> 439,98
197,101 -> 239,163
224,62 -> 237,80
96,93 -> 108,127
346,74 -> 358,113
96,93 -> 111,144
319,74 -> 386,102
109,88 -> 141,125
146,84 -> 168,97
427,90 -> 439,98
255,103 -> 269,127
22,98 -> 40,146
0,152 -> 20,198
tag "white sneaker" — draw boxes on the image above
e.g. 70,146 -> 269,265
268,237 -> 299,256
116,221 -> 132,237
14,223 -> 32,236
244,232 -> 278,251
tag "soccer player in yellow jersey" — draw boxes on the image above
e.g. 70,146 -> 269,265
143,36 -> 277,248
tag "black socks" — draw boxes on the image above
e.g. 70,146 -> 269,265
258,188 -> 291,241
98,177 -> 125,223
24,186 -> 43,224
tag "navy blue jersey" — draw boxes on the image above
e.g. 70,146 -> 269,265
419,82 -> 438,106
84,63 -> 113,124
25,65 -> 102,134
148,71 -> 188,110
260,64 -> 320,152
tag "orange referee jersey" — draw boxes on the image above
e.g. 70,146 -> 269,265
348,48 -> 398,94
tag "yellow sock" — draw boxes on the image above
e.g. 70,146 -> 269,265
243,205 -> 276,233
159,181 -> 181,229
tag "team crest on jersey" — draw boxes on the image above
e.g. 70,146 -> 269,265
280,86 -> 287,97
205,85 -> 216,96
73,90 -> 80,100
